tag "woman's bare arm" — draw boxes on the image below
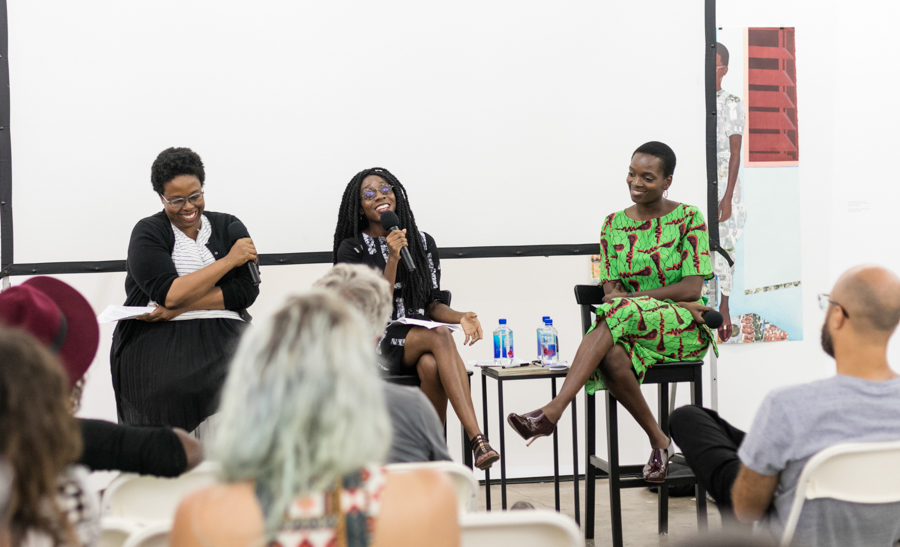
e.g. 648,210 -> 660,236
602,275 -> 704,303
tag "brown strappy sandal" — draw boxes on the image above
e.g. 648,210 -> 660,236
471,434 -> 500,470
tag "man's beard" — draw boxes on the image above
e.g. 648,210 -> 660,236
820,321 -> 835,357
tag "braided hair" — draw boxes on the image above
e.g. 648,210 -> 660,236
333,168 -> 434,316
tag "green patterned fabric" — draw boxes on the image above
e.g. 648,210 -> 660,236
586,204 -> 718,394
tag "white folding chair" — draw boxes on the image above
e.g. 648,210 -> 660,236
385,461 -> 478,514
121,521 -> 172,547
460,509 -> 583,547
98,517 -> 140,547
781,440 -> 900,547
101,461 -> 219,523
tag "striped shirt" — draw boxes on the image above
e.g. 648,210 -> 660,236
153,215 -> 242,322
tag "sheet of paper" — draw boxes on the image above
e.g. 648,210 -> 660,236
393,317 -> 462,332
469,358 -> 532,368
97,305 -> 156,323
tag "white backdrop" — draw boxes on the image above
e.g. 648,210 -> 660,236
7,1 -> 706,263
4,1 -> 900,516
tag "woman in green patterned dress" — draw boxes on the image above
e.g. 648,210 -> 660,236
508,141 -> 718,482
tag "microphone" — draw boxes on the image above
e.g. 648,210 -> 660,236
702,310 -> 724,329
380,210 -> 416,272
227,221 -> 261,286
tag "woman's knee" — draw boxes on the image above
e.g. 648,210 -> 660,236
416,353 -> 439,382
598,345 -> 632,378
426,326 -> 456,352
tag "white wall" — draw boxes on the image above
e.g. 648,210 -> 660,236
5,0 -> 900,486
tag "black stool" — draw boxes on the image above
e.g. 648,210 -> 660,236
574,285 -> 707,545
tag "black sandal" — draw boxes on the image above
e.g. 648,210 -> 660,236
471,434 -> 500,470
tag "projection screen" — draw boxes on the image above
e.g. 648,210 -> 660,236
4,1 -> 706,266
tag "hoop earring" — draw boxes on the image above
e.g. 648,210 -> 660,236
664,189 -> 669,198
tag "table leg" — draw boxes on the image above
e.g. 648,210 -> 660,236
552,378 -> 560,511
482,372 -> 491,510
498,378 -> 507,509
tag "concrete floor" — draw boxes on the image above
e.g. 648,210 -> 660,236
475,479 -> 722,547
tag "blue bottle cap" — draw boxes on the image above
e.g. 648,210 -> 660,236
542,316 -> 550,321
499,319 -> 507,324
546,319 -> 553,325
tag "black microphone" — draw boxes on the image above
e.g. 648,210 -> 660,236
702,310 -> 724,329
227,221 -> 261,286
380,211 -> 416,272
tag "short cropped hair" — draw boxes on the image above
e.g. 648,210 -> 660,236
212,290 -> 390,533
716,42 -> 730,67
314,264 -> 392,340
633,141 -> 677,179
150,147 -> 206,194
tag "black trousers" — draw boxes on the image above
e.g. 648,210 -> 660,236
670,405 -> 746,516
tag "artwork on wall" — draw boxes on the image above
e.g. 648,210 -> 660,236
712,26 -> 802,344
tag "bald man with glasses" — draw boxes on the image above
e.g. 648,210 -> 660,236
669,265 -> 900,546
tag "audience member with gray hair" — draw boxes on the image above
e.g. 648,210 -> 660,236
670,265 -> 900,546
170,290 -> 459,547
315,263 -> 451,463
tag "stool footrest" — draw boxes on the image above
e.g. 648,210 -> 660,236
588,455 -> 699,488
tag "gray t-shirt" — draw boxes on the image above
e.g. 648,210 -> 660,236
738,374 -> 900,547
383,384 -> 452,464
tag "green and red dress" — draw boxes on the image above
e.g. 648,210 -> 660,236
587,203 -> 718,394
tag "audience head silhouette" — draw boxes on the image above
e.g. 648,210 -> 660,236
0,329 -> 82,545
822,265 -> 900,363
211,290 -> 391,531
314,263 -> 392,341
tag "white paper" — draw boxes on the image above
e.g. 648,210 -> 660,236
469,358 -> 532,368
393,317 -> 461,332
97,305 -> 156,323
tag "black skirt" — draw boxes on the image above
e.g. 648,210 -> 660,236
111,318 -> 246,431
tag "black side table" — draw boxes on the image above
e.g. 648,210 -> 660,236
480,364 -> 580,524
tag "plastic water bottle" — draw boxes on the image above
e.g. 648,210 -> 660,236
537,316 -> 550,358
540,319 -> 559,367
493,319 -> 514,364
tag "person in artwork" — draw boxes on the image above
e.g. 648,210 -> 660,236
714,41 -> 748,341
111,147 -> 259,438
508,141 -> 719,482
670,265 -> 900,546
332,167 -> 498,470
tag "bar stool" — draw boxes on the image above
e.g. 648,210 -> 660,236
381,290 -> 475,468
574,285 -> 707,546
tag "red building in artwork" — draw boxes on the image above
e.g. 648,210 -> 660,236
747,28 -> 798,164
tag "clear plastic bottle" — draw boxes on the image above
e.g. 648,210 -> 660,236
493,319 -> 514,364
537,316 -> 550,358
540,319 -> 559,367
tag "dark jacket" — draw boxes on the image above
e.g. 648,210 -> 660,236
112,210 -> 259,356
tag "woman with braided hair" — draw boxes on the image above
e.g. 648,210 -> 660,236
333,167 -> 499,470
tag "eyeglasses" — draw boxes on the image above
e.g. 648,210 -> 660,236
161,191 -> 204,210
817,293 -> 849,318
361,184 -> 393,202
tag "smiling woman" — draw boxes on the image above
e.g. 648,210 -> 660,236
110,148 -> 260,435
332,167 -> 499,470
508,141 -> 719,482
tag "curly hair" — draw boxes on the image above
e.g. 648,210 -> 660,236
332,168 -> 434,315
633,141 -> 677,179
0,328 -> 82,546
150,147 -> 206,194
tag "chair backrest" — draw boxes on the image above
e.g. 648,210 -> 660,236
441,290 -> 452,307
120,521 -> 171,547
460,509 -> 583,547
780,440 -> 900,546
101,461 -> 219,523
98,517 -> 140,547
574,285 -> 604,336
385,461 -> 478,514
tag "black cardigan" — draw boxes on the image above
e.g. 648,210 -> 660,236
112,210 -> 259,356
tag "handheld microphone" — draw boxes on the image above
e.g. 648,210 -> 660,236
701,310 -> 724,329
227,221 -> 261,286
380,210 -> 416,272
